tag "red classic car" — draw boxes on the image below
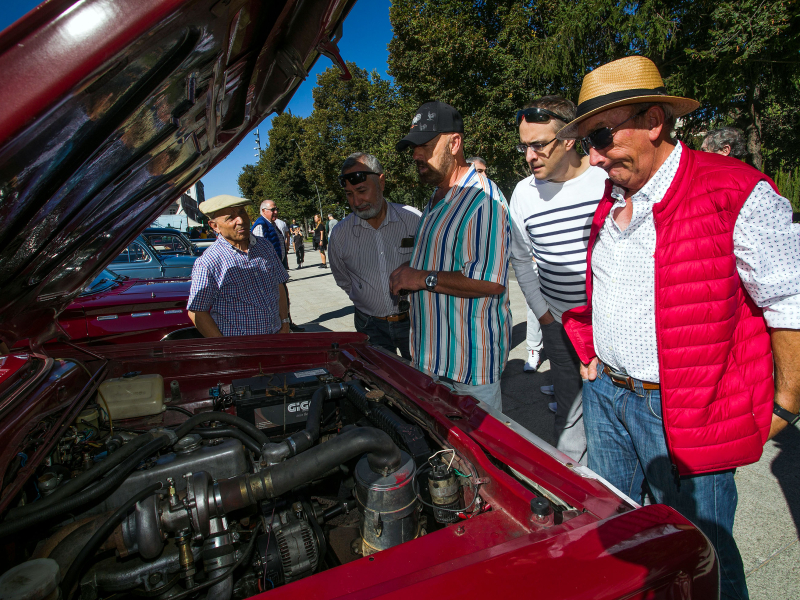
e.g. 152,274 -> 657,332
0,1 -> 718,600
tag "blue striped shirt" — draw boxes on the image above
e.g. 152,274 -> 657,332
409,166 -> 512,385
187,234 -> 288,336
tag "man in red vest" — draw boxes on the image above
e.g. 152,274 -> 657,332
557,56 -> 800,600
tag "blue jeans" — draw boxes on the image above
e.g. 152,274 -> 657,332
583,367 -> 748,600
353,308 -> 411,360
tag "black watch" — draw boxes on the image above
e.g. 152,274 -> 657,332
773,402 -> 800,426
425,271 -> 438,292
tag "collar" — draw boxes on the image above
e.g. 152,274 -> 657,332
611,142 -> 682,205
430,164 -> 477,209
217,232 -> 257,253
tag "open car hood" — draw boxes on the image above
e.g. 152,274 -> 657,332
0,0 -> 354,348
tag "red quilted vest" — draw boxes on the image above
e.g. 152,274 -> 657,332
563,143 -> 776,475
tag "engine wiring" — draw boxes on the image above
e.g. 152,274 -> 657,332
411,450 -> 485,516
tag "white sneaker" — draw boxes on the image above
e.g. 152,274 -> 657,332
548,402 -> 557,413
523,349 -> 544,372
540,385 -> 554,396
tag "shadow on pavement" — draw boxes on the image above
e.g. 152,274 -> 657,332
771,425 -> 800,538
510,321 -> 528,350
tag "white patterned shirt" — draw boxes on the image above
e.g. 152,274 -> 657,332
593,143 -> 800,382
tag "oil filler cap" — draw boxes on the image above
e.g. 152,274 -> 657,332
530,497 -> 552,517
0,558 -> 60,600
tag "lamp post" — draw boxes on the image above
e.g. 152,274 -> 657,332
290,138 -> 323,216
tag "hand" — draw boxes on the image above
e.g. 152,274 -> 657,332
279,322 -> 291,334
390,262 -> 425,295
538,311 -> 555,326
580,357 -> 599,381
768,414 -> 788,440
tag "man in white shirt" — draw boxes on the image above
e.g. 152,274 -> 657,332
558,56 -> 800,600
509,95 -> 608,464
329,153 -> 421,358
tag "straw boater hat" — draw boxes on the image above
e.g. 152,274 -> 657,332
557,56 -> 700,139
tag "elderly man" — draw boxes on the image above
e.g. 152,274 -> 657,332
557,56 -> 800,600
701,126 -> 748,161
390,101 -> 512,411
187,195 -> 290,337
509,95 -> 608,464
329,153 -> 421,358
466,156 -> 487,174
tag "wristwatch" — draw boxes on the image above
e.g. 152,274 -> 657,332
773,402 -> 800,426
281,318 -> 291,324
425,271 -> 438,292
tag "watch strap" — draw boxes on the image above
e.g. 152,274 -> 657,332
773,402 -> 800,426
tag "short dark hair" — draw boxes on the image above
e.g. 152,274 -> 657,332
702,127 -> 747,160
523,95 -> 577,126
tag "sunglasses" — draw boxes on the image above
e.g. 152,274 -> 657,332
580,109 -> 647,154
338,171 -> 377,188
516,137 -> 558,154
398,289 -> 410,313
515,107 -> 569,126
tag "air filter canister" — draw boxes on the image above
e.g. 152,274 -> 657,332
355,451 -> 419,556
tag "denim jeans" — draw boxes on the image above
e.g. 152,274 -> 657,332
541,320 -> 586,465
583,366 -> 749,600
353,308 -> 411,360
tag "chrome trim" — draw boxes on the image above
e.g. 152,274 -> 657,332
96,315 -> 118,321
164,309 -> 183,314
131,312 -> 151,317
476,400 -> 640,510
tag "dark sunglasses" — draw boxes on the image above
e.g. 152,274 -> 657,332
338,171 -> 377,188
515,107 -> 569,126
398,289 -> 411,313
516,137 -> 558,154
580,109 -> 647,154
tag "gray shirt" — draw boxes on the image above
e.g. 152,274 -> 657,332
329,202 -> 422,317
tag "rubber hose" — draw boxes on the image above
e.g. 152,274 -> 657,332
174,411 -> 269,446
193,427 -> 262,455
0,435 -> 169,539
283,383 -> 347,456
9,433 -> 156,517
61,482 -> 162,599
165,406 -> 194,417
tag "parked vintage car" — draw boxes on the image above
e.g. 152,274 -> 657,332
109,233 -> 198,279
141,227 -> 204,257
0,1 -> 718,600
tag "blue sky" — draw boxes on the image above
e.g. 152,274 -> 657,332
0,0 -> 394,200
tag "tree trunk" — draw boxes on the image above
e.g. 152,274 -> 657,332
746,81 -> 763,171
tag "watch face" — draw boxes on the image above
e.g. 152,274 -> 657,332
426,273 -> 437,289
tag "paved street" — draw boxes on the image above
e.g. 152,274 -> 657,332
287,240 -> 800,599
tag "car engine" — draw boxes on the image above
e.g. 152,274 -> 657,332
0,369 -> 487,600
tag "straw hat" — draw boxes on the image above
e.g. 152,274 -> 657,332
557,56 -> 699,139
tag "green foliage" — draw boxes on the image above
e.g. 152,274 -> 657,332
774,167 -> 800,212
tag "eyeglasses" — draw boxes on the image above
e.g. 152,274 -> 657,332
515,107 -> 569,126
398,289 -> 410,313
516,137 -> 558,154
580,110 -> 647,154
263,206 -> 278,212
338,171 -> 377,188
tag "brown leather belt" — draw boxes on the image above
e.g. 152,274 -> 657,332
603,365 -> 660,391
373,311 -> 409,323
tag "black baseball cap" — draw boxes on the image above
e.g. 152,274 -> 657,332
396,101 -> 464,151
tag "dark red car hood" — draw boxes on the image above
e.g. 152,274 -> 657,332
0,0 -> 354,348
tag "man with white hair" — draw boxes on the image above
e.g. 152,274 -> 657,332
329,152 -> 421,358
188,195 -> 289,337
558,55 -> 800,600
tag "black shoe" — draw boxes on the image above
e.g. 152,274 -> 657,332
289,323 -> 305,332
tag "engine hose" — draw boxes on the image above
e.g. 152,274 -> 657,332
174,411 -> 269,446
193,427 -> 262,455
8,433 -> 157,518
216,427 -> 402,513
0,435 -> 170,539
61,482 -> 162,600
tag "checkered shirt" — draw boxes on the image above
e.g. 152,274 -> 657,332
187,233 -> 288,336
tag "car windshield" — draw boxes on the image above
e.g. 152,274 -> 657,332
80,269 -> 123,296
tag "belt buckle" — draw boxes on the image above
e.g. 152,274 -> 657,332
608,370 -> 635,392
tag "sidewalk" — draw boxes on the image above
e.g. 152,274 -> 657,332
287,241 -> 800,599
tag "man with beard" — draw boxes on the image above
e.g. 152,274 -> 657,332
187,195 -> 290,337
329,153 -> 421,358
390,102 -> 512,411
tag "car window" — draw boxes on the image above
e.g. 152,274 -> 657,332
112,249 -> 129,263
129,241 -> 151,263
148,234 -> 188,253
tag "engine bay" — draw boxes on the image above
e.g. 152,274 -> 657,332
0,348 -> 574,600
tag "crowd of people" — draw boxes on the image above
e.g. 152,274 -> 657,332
184,56 -> 799,600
